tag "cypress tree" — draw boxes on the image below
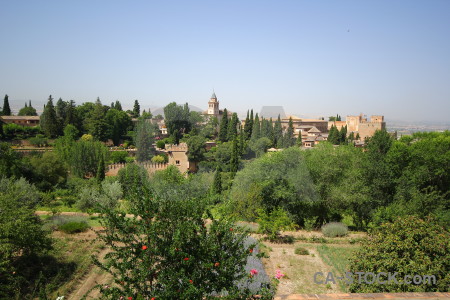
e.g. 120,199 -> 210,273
41,95 -> 60,137
218,108 -> 229,142
328,125 -> 339,145
239,126 -> 245,155
243,110 -> 250,139
227,112 -> 239,141
133,100 -> 140,117
339,125 -> 347,144
65,100 -> 77,126
29,100 -> 32,107
230,136 -> 239,174
212,166 -> 222,194
96,155 -> 106,182
115,100 -> 123,111
244,109 -> 254,140
250,113 -> 260,141
2,94 -> 11,116
296,132 -> 303,146
283,117 -> 295,148
356,132 -> 360,141
273,115 -> 283,148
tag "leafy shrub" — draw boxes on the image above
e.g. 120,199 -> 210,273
28,134 -> 48,147
58,221 -> 90,234
117,163 -> 149,199
110,151 -> 128,163
321,222 -> 348,237
156,140 -> 165,149
257,208 -> 296,242
349,216 -> 450,292
43,215 -> 89,231
294,247 -> 310,255
151,155 -> 165,163
92,184 -> 274,299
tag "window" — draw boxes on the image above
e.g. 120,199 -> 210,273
176,160 -> 180,165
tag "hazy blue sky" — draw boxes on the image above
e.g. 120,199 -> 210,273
1,1 -> 449,122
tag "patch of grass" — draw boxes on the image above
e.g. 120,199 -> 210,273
47,232 -> 107,298
294,247 -> 309,255
321,222 -> 348,238
316,244 -> 358,292
37,204 -> 83,213
235,221 -> 259,233
58,221 -> 90,234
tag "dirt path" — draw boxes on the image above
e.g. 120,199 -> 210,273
262,241 -> 340,296
67,246 -> 112,300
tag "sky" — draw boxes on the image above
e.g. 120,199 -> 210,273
1,0 -> 449,123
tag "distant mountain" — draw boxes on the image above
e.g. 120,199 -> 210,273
260,106 -> 286,119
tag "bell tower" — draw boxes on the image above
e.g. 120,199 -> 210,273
207,92 -> 220,116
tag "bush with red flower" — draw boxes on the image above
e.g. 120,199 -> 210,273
93,183 -> 274,299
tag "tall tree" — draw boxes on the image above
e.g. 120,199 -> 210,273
230,136 -> 239,174
96,155 -> 106,182
18,101 -> 37,116
243,109 -> 254,140
273,115 -> 283,148
40,95 -> 60,137
218,108 -> 229,142
339,125 -> 347,144
133,99 -> 140,117
212,166 -> 222,194
163,102 -> 191,144
55,98 -> 67,123
283,117 -> 295,148
251,113 -> 260,141
2,94 -> 11,116
328,125 -> 339,145
114,100 -> 123,111
134,118 -> 154,162
64,100 -> 78,127
87,97 -> 109,141
227,112 -> 239,141
105,109 -> 133,145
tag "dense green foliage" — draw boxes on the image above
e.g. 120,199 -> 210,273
0,178 -> 53,298
227,147 -> 317,224
349,216 -> 449,292
18,101 -> 38,116
57,221 -> 90,234
93,170 -> 272,299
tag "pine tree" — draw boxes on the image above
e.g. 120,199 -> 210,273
212,166 -> 222,194
40,95 -> 60,137
218,108 -> 229,142
96,155 -> 105,182
2,94 -> 11,116
250,113 -> 260,141
133,100 -> 140,117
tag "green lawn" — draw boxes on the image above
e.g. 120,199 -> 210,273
316,244 -> 358,292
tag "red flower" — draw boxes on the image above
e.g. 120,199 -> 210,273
189,279 -> 193,284
229,228 -> 233,231
151,298 -> 156,300
214,262 -> 220,267
142,245 -> 148,250
184,257 -> 189,261
128,297 -> 132,300
249,248 -> 253,253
